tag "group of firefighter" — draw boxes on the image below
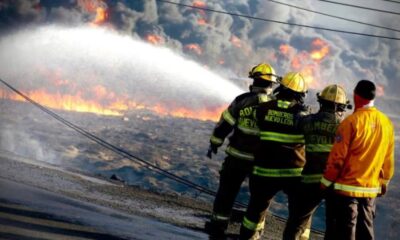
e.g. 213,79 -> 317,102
205,63 -> 395,240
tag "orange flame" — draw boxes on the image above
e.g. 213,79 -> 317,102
193,0 -> 206,8
310,38 -> 330,61
279,38 -> 330,89
146,34 -> 163,45
0,67 -> 226,121
197,18 -> 207,25
185,43 -> 202,55
230,35 -> 242,48
279,44 -> 294,56
193,1 -> 207,25
78,0 -> 108,25
0,86 -> 225,121
91,6 -> 108,25
376,84 -> 385,96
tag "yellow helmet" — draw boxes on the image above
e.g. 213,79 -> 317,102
248,63 -> 278,82
318,84 -> 348,105
280,72 -> 307,93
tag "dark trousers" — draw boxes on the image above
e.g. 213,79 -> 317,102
239,175 -> 301,240
325,194 -> 376,240
284,183 -> 324,240
212,156 -> 253,224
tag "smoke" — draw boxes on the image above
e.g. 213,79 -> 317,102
1,0 -> 399,96
0,128 -> 57,164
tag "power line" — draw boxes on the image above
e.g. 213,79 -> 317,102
269,0 -> 400,33
155,0 -> 400,40
383,0 -> 400,3
318,0 -> 400,15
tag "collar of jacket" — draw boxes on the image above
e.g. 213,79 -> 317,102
250,85 -> 271,94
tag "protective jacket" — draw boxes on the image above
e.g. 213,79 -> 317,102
253,98 -> 309,177
321,107 -> 395,198
210,87 -> 273,161
300,110 -> 343,183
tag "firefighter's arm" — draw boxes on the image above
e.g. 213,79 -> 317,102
321,119 -> 352,189
207,105 -> 236,158
379,124 -> 395,196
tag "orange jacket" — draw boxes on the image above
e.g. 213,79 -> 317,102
321,107 -> 395,198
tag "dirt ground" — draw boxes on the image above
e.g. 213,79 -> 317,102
0,149 -> 324,239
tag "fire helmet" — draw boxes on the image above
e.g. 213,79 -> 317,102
248,63 -> 278,83
317,84 -> 348,105
280,72 -> 307,93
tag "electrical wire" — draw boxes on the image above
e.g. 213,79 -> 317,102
383,0 -> 400,4
0,77 -> 248,208
268,0 -> 400,33
155,0 -> 400,41
318,0 -> 400,15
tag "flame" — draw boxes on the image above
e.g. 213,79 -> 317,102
185,43 -> 202,55
197,18 -> 207,25
148,104 -> 224,121
91,6 -> 108,25
146,34 -> 163,45
376,84 -> 385,96
0,68 -> 225,121
279,38 -> 330,89
0,86 -> 224,121
78,0 -> 108,25
0,88 -> 122,116
279,44 -> 295,56
192,1 -> 207,25
310,38 -> 330,61
230,35 -> 242,48
193,1 -> 206,8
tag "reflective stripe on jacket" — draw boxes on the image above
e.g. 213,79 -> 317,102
209,89 -> 273,160
253,99 -> 309,176
300,111 -> 342,183
321,107 -> 395,197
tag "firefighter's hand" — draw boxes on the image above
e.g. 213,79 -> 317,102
206,144 -> 218,159
378,183 -> 388,197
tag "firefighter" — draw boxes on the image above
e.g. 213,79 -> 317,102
205,63 -> 279,237
239,72 -> 310,240
283,84 -> 351,240
321,80 -> 395,240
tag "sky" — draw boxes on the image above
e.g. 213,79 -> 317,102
0,0 -> 399,119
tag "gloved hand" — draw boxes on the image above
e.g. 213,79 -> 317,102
206,144 -> 218,159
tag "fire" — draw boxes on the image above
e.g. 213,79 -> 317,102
279,44 -> 295,56
230,35 -> 242,48
197,18 -> 207,25
310,38 -> 330,61
0,66 -> 226,121
146,34 -> 163,45
279,38 -> 330,89
0,86 -> 225,121
91,6 -> 108,25
192,1 -> 208,25
376,84 -> 385,96
0,88 -> 122,116
78,0 -> 108,25
185,44 -> 202,55
148,104 -> 224,121
193,0 -> 206,8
